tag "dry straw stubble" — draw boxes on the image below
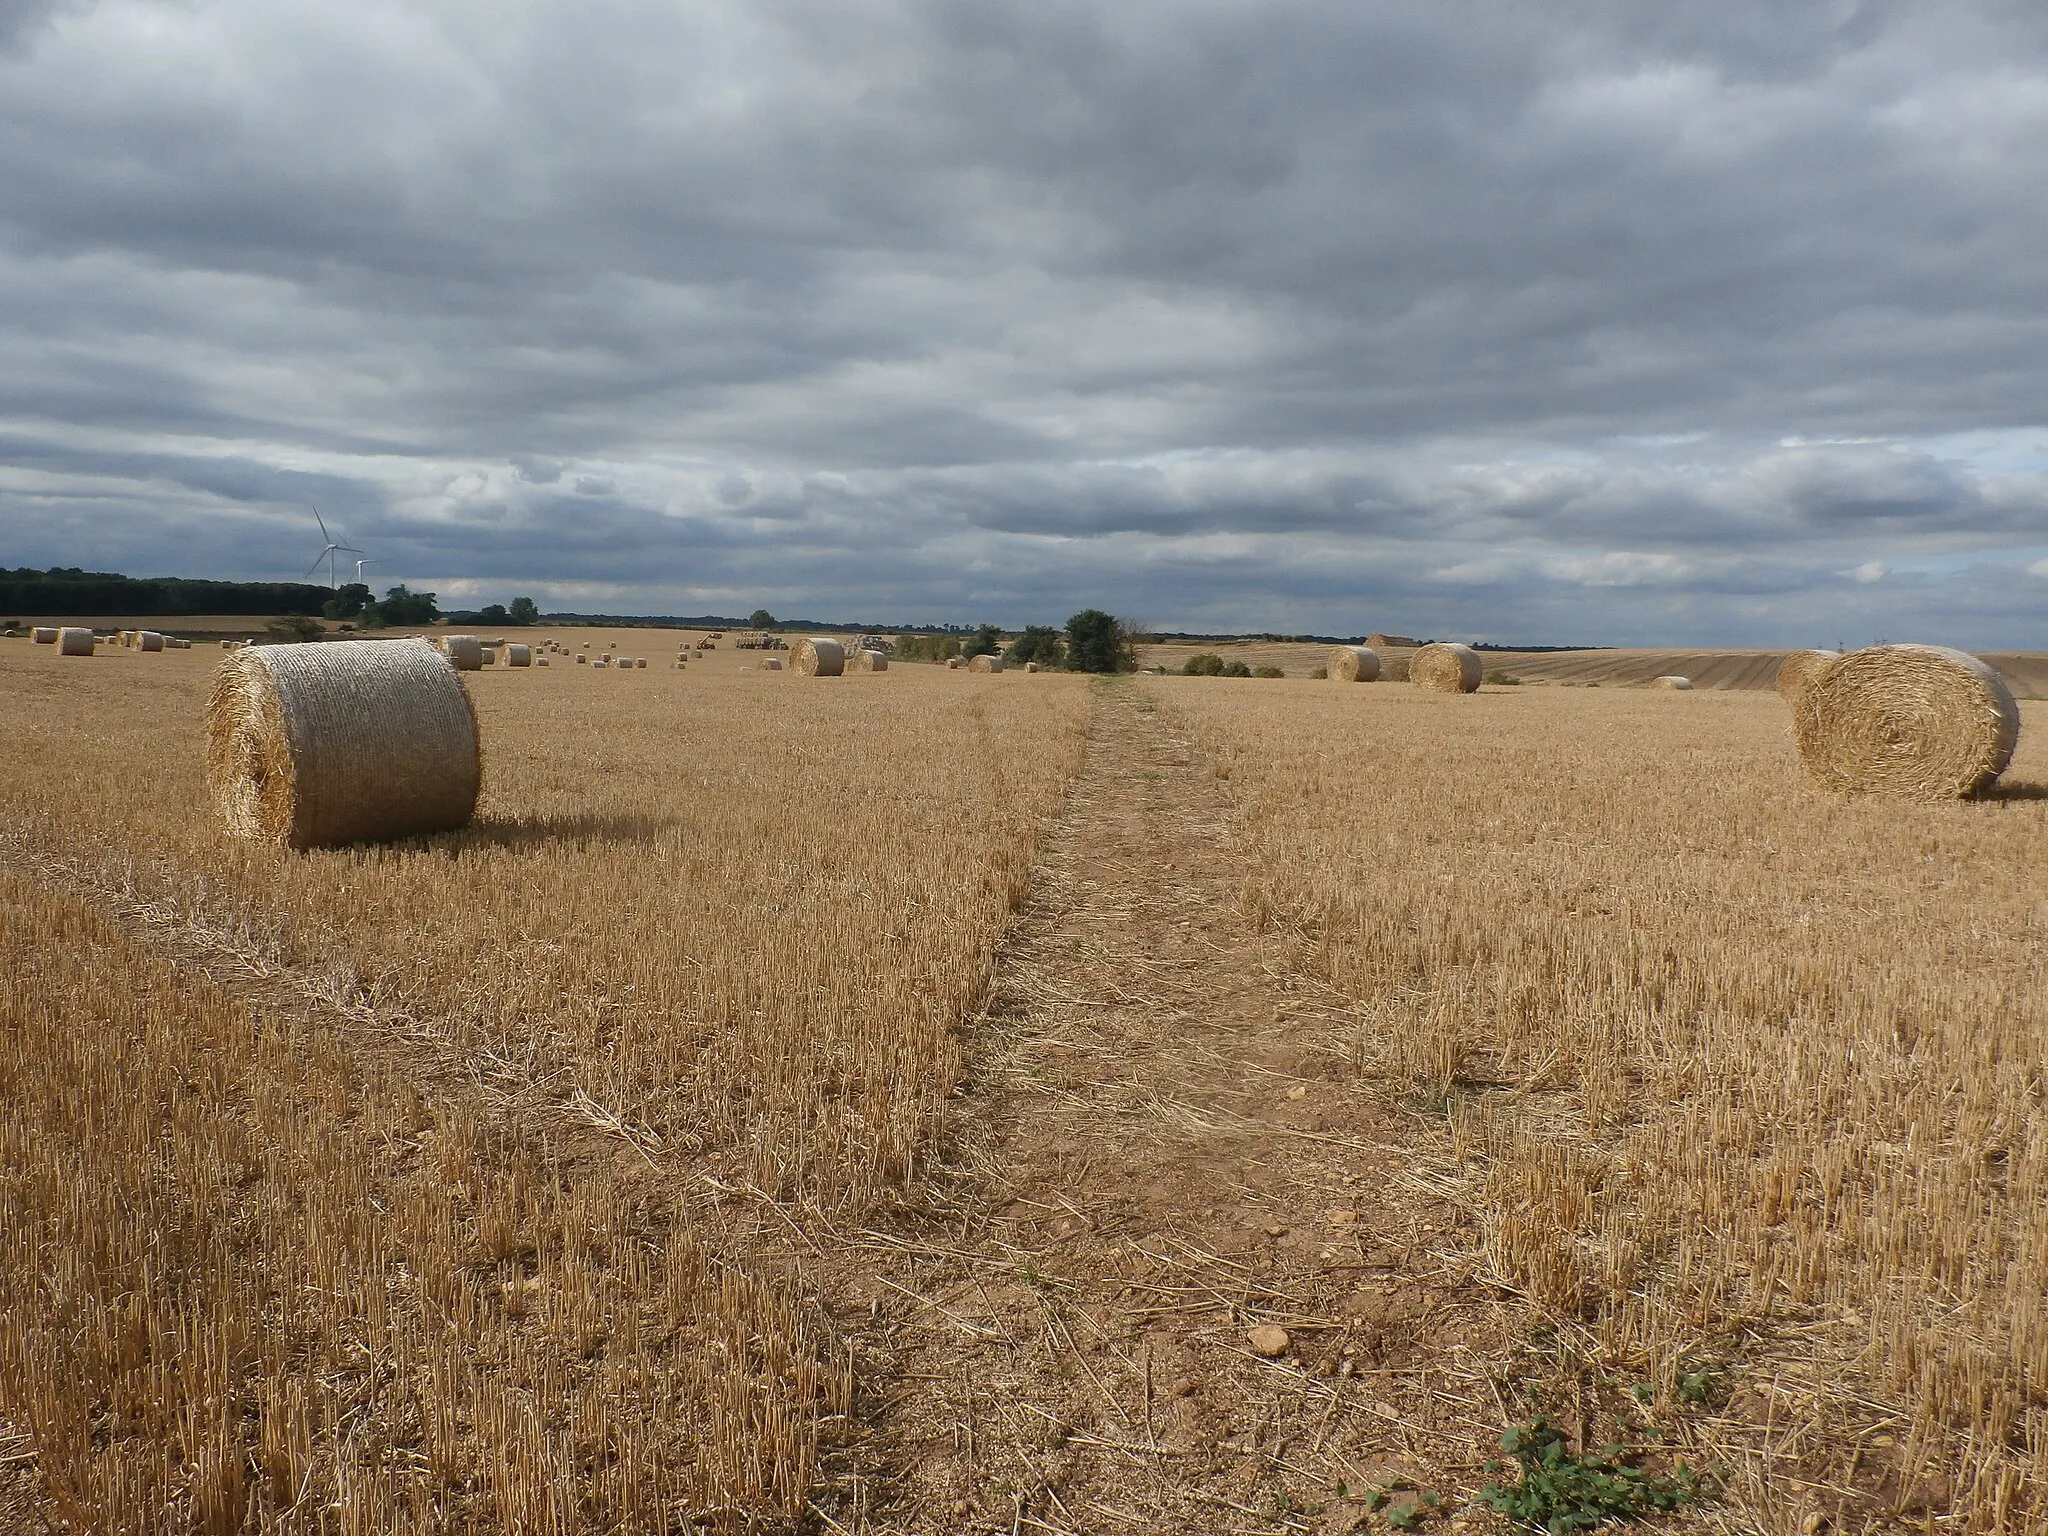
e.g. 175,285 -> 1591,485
791,637 -> 846,676
1327,645 -> 1381,682
1410,641 -> 1482,693
205,639 -> 482,849
1791,643 -> 2020,801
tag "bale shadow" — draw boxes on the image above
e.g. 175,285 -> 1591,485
455,810 -> 678,850
1983,780 -> 2048,803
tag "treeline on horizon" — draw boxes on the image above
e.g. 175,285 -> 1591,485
2,566 -> 1601,651
0,567 -> 333,618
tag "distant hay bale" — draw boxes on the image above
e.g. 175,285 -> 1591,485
791,637 -> 846,676
1776,648 -> 1837,704
137,631 -> 165,652
848,648 -> 889,672
443,635 -> 483,671
1327,645 -> 1381,683
1410,642 -> 1482,693
576,653 -> 588,664
536,656 -> 549,667
168,637 -> 192,650
205,639 -> 480,849
1792,644 -> 2020,801
1651,675 -> 1694,690
1368,631 -> 1419,650
505,643 -> 531,667
1024,661 -> 1039,673
635,658 -> 647,669
946,656 -> 963,669
32,627 -> 57,644
57,627 -> 95,656
219,639 -> 236,649
968,653 -> 1004,673
762,657 -> 784,670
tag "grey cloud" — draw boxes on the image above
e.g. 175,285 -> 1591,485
4,1 -> 2048,646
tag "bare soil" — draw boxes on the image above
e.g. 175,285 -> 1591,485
825,681 -> 1535,1535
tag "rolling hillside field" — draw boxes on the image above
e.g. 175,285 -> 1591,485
2,629 -> 2044,1533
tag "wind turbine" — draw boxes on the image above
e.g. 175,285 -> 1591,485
352,557 -> 382,588
303,503 -> 361,589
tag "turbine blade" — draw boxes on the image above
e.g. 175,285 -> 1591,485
310,502 -> 332,543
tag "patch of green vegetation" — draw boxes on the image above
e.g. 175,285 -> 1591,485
1476,1419 -> 1702,1532
1253,664 -> 1285,678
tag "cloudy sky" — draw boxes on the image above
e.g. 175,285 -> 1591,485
3,0 -> 2047,644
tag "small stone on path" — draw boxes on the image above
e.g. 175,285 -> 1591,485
1247,1325 -> 1291,1357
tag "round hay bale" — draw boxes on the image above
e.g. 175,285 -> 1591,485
946,656 -> 963,669
505,643 -> 531,667
576,652 -> 588,664
205,639 -> 480,849
1792,645 -> 2020,801
791,637 -> 846,676
443,635 -> 483,671
635,658 -> 647,669
32,627 -> 57,644
219,639 -> 236,649
137,630 -> 165,652
1651,675 -> 1694,691
536,656 -> 550,667
848,648 -> 889,672
57,627 -> 96,656
1410,642 -> 1481,693
1024,661 -> 1039,673
1327,645 -> 1381,683
968,653 -> 1004,673
762,656 -> 784,671
1776,648 -> 1837,704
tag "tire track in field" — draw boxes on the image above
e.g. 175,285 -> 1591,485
832,680 -> 1529,1536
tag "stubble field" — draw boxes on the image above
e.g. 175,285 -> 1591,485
1,632 -> 2043,1533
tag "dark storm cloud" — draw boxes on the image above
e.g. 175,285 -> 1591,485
3,0 -> 2048,644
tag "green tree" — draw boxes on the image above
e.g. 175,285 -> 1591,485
962,623 -> 1004,659
1065,610 -> 1136,674
264,613 -> 323,643
369,584 -> 441,627
476,603 -> 511,625
322,582 -> 371,620
1006,625 -> 1065,668
509,596 -> 540,625
749,608 -> 776,629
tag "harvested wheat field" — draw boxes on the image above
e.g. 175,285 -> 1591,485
3,635 -> 2047,1534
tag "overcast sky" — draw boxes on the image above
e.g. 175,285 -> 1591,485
3,1 -> 2047,644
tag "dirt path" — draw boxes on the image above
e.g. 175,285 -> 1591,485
835,681 -> 1529,1535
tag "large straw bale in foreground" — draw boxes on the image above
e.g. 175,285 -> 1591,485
1327,645 -> 1381,683
791,637 -> 846,676
443,635 -> 483,671
32,627 -> 57,644
1651,675 -> 1694,690
206,640 -> 481,849
1776,648 -> 1837,703
1792,645 -> 2020,801
57,627 -> 95,656
848,648 -> 889,672
1410,642 -> 1481,693
968,653 -> 1004,673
